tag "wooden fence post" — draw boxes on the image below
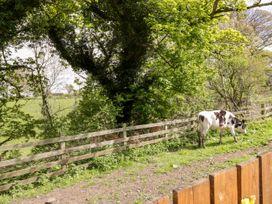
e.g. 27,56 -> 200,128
60,141 -> 66,155
258,152 -> 272,204
60,139 -> 66,170
187,113 -> 195,132
164,124 -> 168,139
123,123 -> 127,147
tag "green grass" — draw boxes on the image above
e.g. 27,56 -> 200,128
1,96 -> 78,145
1,119 -> 272,203
152,119 -> 272,173
8,96 -> 78,119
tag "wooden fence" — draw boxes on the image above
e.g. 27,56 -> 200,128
154,152 -> 272,204
1,103 -> 272,192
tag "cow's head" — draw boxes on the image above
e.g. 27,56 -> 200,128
214,110 -> 226,127
232,118 -> 247,133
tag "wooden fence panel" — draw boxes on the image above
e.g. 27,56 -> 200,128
153,196 -> 170,204
192,179 -> 210,204
173,186 -> 193,204
0,169 -> 65,192
0,159 -> 66,180
210,167 -> 238,204
173,179 -> 210,204
258,152 -> 272,204
237,159 -> 260,204
0,149 -> 64,168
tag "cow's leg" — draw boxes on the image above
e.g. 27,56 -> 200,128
198,124 -> 204,148
198,120 -> 209,148
230,126 -> 237,142
198,131 -> 206,148
219,128 -> 223,144
201,127 -> 209,148
197,131 -> 202,148
202,134 -> 206,148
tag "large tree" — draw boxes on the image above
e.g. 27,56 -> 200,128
2,0 -> 272,124
45,0 -> 152,124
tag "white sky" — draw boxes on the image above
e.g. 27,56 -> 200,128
13,46 -> 86,94
248,0 -> 272,11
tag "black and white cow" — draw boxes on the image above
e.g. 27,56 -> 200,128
197,110 -> 246,148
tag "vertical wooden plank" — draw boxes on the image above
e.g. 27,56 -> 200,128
237,158 -> 260,204
153,196 -> 170,204
210,167 -> 238,204
192,179 -> 210,204
164,125 -> 168,138
123,123 -> 127,147
60,141 -> 66,153
258,152 -> 272,204
173,186 -> 193,204
60,141 -> 67,171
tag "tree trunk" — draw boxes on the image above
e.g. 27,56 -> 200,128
115,94 -> 135,124
37,72 -> 54,129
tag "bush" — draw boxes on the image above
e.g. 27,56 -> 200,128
65,79 -> 119,135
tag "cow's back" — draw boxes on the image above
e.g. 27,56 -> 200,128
198,111 -> 217,128
198,110 -> 234,129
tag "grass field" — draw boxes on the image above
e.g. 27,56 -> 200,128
0,96 -> 79,147
8,96 -> 79,119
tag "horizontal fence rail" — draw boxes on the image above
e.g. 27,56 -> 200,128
0,103 -> 272,192
154,151 -> 272,204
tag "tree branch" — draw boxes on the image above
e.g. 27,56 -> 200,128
211,1 -> 272,18
210,0 -> 221,17
84,1 -> 111,20
0,136 -> 13,146
48,25 -> 116,96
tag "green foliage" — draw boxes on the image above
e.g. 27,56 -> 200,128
2,0 -> 268,126
208,25 -> 269,109
147,0 -> 215,90
0,103 -> 36,146
65,77 -> 119,134
22,0 -> 256,124
0,0 -> 43,47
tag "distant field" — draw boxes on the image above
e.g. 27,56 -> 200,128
8,96 -> 79,119
1,96 -> 80,147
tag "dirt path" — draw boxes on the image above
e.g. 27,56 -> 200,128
12,143 -> 272,204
